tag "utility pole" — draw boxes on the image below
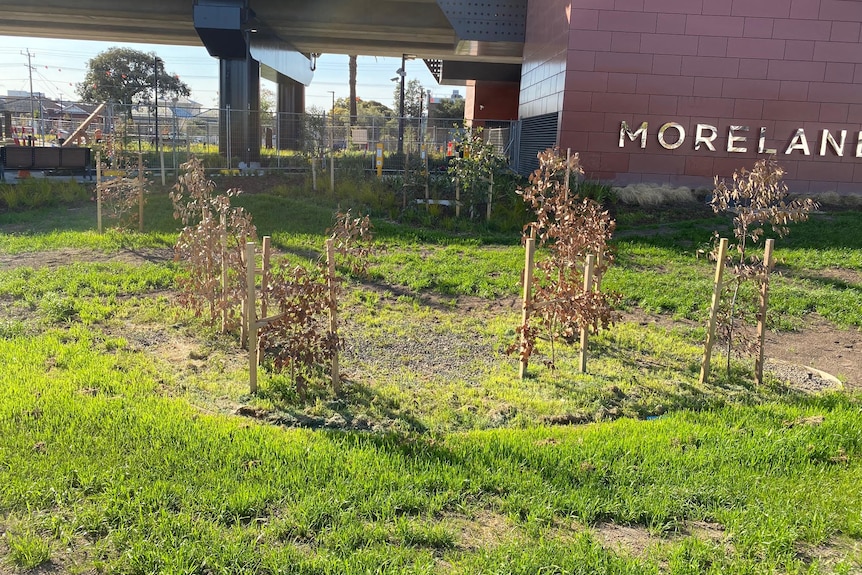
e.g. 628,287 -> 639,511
327,90 -> 335,150
153,56 -> 160,151
21,49 -> 35,138
397,54 -> 406,154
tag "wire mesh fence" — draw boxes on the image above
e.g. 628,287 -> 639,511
1,100 -> 518,177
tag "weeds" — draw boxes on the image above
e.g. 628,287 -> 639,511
6,530 -> 51,569
0,178 -> 89,212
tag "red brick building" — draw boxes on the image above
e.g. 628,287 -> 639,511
475,0 -> 862,194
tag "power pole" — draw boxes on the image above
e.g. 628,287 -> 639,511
21,49 -> 35,136
397,54 -> 405,154
153,56 -> 160,156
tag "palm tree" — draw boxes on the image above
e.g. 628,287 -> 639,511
349,55 -> 357,128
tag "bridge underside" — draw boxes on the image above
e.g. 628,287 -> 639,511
0,0 -> 520,62
0,0 -> 525,161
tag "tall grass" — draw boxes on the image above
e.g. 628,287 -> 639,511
0,178 -> 89,211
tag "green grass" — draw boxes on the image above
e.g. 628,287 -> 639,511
5,529 -> 51,569
1,187 -> 861,573
0,328 -> 860,573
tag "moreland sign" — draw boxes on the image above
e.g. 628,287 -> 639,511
619,121 -> 857,157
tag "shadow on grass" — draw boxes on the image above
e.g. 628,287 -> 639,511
253,376 -> 428,434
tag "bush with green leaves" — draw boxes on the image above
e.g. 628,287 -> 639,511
447,126 -> 508,217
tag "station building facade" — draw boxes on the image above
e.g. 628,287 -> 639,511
469,0 -> 862,195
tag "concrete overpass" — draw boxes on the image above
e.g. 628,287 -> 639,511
0,0 -> 526,161
0,0 -> 524,63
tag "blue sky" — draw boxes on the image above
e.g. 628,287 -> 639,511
0,34 -> 451,111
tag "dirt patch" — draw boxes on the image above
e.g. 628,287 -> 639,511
594,522 -> 661,557
763,317 -> 861,391
0,247 -> 174,270
444,510 -> 519,551
626,309 -> 861,392
800,267 -> 862,286
796,536 -> 862,573
592,520 -> 728,559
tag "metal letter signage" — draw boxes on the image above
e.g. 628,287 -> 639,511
618,120 -> 861,160
727,126 -> 749,153
619,121 -> 648,149
658,122 -> 685,150
758,127 -> 777,155
785,128 -> 811,155
820,129 -> 846,157
694,124 -> 718,151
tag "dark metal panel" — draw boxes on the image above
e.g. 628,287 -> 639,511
219,58 -> 261,163
277,74 -> 305,150
436,0 -> 526,42
517,113 -> 558,176
193,1 -> 252,59
440,60 -> 521,82
424,59 -> 443,83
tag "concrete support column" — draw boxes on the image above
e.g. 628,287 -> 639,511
219,56 -> 260,163
276,73 -> 304,150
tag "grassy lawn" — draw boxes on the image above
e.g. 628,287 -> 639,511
1,185 -> 860,574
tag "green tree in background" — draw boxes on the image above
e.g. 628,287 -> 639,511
431,95 -> 465,120
392,78 -> 426,118
77,47 -> 191,118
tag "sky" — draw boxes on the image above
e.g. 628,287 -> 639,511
0,34 -> 458,111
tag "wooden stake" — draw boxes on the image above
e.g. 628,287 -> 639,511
246,242 -> 258,394
594,252 -> 604,293
240,233 -> 248,348
700,238 -> 729,385
486,174 -> 493,222
519,237 -> 536,379
330,152 -> 335,194
326,239 -> 341,394
455,178 -> 461,218
260,236 -> 271,320
424,154 -> 430,212
312,157 -> 318,191
96,151 -> 103,234
137,152 -> 144,232
754,239 -> 775,386
220,212 -> 228,333
579,254 -> 596,374
564,148 -> 571,202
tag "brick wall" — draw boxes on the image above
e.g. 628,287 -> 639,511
554,0 -> 862,194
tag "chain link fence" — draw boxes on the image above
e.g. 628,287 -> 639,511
1,101 -> 518,176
